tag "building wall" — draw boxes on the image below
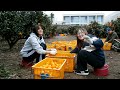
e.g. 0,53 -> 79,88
104,11 -> 120,23
63,13 -> 104,25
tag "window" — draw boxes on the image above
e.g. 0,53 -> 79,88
89,16 -> 95,23
71,16 -> 79,23
80,16 -> 87,23
97,15 -> 103,23
64,16 -> 70,23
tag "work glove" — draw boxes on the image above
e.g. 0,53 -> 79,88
83,35 -> 93,44
104,42 -> 109,46
50,48 -> 57,52
49,50 -> 57,55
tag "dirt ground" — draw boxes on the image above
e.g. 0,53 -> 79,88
0,35 -> 120,79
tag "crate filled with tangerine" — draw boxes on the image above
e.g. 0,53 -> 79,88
46,51 -> 76,72
32,58 -> 66,79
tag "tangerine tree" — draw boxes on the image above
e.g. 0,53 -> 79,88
0,11 -> 55,49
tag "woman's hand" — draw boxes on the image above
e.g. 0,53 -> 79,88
50,48 -> 57,52
104,42 -> 109,46
49,50 -> 57,55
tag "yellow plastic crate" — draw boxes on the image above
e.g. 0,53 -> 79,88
57,51 -> 70,53
101,38 -> 106,43
46,43 -> 56,49
51,41 -> 59,44
46,52 -> 76,72
60,34 -> 64,36
102,42 -> 112,50
69,40 -> 77,45
32,58 -> 66,79
55,44 -> 66,51
66,44 -> 76,51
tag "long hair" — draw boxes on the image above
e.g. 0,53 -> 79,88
32,24 -> 41,37
77,28 -> 87,49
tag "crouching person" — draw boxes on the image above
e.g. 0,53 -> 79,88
20,24 -> 57,68
71,28 -> 105,75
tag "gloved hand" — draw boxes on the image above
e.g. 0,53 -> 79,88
50,48 -> 57,52
49,50 -> 57,55
104,42 -> 109,46
83,35 -> 93,44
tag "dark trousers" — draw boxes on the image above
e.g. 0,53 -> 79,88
77,50 -> 104,71
23,43 -> 46,63
23,52 -> 40,63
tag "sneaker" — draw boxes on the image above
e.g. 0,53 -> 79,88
74,70 -> 89,75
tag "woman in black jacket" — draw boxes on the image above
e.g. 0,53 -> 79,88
71,28 -> 105,75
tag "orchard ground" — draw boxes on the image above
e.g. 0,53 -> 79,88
0,35 -> 120,79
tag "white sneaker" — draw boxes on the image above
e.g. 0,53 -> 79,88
74,70 -> 89,76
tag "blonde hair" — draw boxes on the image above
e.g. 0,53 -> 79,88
77,28 -> 88,35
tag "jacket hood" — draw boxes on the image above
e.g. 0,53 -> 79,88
30,33 -> 38,37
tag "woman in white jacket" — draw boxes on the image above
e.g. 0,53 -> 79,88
20,24 -> 57,68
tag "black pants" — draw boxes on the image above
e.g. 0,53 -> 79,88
23,43 -> 47,63
77,50 -> 105,71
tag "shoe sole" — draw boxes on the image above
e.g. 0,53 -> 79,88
75,72 -> 89,75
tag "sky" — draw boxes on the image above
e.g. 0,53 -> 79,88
43,11 -> 116,22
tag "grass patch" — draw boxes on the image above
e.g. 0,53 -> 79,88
0,64 -> 10,79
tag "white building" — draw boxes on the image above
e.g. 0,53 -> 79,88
63,13 -> 104,25
52,21 -> 63,25
104,11 -> 120,23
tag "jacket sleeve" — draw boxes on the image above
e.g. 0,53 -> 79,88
92,39 -> 104,49
105,35 -> 109,42
70,46 -> 79,54
29,36 -> 46,54
107,32 -> 118,43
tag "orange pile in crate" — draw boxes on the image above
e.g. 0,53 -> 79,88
57,51 -> 70,53
46,52 -> 76,72
66,44 -> 76,51
101,38 -> 112,50
55,44 -> 66,51
66,40 -> 77,51
52,41 -> 59,44
56,41 -> 69,45
46,43 -> 56,49
48,40 -> 77,51
102,42 -> 112,50
69,40 -> 77,45
51,41 -> 69,51
32,58 -> 66,79
59,34 -> 64,36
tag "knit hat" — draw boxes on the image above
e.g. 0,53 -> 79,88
106,27 -> 112,33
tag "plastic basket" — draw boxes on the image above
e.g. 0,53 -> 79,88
46,43 -> 56,49
102,42 -> 112,50
46,52 -> 76,72
57,51 -> 70,53
66,44 -> 76,51
32,58 -> 66,79
101,38 -> 106,43
68,40 -> 77,45
55,44 -> 66,51
59,34 -> 64,36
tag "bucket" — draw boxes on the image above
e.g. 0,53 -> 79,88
94,64 -> 109,76
19,60 -> 33,68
